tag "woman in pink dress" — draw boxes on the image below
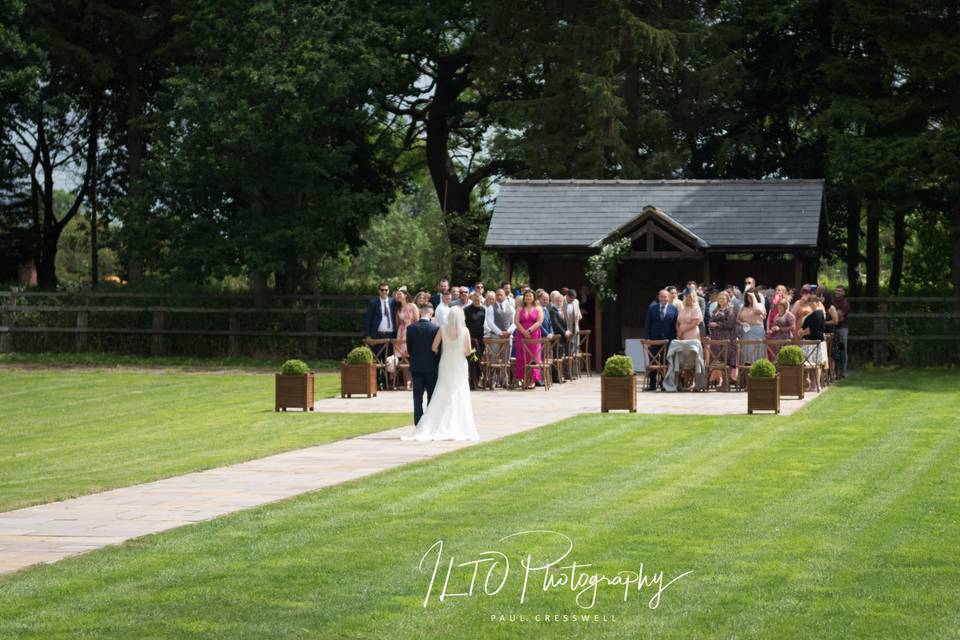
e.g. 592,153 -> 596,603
393,289 -> 419,389
513,290 -> 544,388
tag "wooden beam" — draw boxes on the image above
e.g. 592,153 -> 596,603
594,294 -> 602,372
504,254 -> 513,285
793,253 -> 803,291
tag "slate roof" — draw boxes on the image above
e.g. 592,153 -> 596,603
485,179 -> 825,250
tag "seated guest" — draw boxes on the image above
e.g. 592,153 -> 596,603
464,291 -> 487,390
364,282 -> 397,339
676,290 -> 703,340
433,291 -> 452,326
707,291 -> 738,385
644,289 -> 678,390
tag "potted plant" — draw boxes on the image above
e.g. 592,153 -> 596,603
776,345 -> 805,399
601,354 -> 637,413
747,358 -> 780,414
341,345 -> 377,398
275,359 -> 315,411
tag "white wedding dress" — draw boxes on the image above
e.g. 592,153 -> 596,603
402,320 -> 479,442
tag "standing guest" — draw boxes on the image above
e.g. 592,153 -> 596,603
707,291 -> 738,384
684,282 -> 706,335
448,286 -> 462,307
799,292 -> 827,390
767,284 -> 788,332
484,289 -> 515,386
737,291 -> 766,365
676,290 -> 704,340
364,282 -> 396,339
666,286 -> 683,312
474,282 -> 485,298
434,291 -> 452,327
430,279 -> 450,308
644,290 -> 678,390
414,290 -> 431,307
756,285 -> 771,316
456,287 -> 471,309
392,289 -> 419,389
833,285 -> 850,377
536,289 -> 553,336
464,291 -> 487,389
768,297 -> 796,341
514,289 -> 544,388
548,291 -> 569,375
502,282 -> 515,315
563,289 -> 582,355
744,276 -> 756,294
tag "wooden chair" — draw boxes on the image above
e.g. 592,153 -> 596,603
519,336 -> 552,390
363,337 -> 393,390
548,334 -> 566,383
764,339 -> 793,363
640,339 -> 669,391
800,339 -> 824,392
482,337 -> 512,390
574,330 -> 593,377
735,339 -> 766,390
390,338 -> 410,390
824,334 -> 836,385
702,337 -> 734,391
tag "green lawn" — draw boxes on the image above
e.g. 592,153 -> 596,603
0,369 -> 957,639
0,370 -> 406,512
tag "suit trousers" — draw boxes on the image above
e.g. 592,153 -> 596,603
411,370 -> 438,425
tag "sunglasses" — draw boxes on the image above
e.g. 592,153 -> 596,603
379,288 -> 389,292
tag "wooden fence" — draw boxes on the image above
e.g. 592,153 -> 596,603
0,289 -> 366,358
846,296 -> 960,365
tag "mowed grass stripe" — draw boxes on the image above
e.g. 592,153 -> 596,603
0,371 -> 404,511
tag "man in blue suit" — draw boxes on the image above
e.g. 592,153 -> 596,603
643,289 -> 677,390
364,282 -> 397,339
406,304 -> 441,425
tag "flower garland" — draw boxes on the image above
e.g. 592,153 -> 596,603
585,236 -> 632,306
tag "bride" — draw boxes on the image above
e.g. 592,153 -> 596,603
402,305 -> 479,441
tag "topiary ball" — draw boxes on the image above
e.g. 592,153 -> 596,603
345,346 -> 375,365
749,358 -> 777,378
281,359 -> 310,375
603,354 -> 634,377
777,345 -> 804,366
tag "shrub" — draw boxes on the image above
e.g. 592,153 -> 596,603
345,346 -> 375,365
281,359 -> 310,375
749,359 -> 777,378
603,354 -> 634,377
777,345 -> 804,366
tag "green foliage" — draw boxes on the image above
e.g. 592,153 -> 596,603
586,237 -> 632,305
603,354 -> 634,377
345,346 -> 374,365
776,345 -> 804,367
749,359 -> 777,378
280,359 -> 310,376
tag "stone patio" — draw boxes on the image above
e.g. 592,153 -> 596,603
0,376 -> 821,575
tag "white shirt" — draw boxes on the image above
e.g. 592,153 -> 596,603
484,302 -> 516,337
434,302 -> 450,327
377,296 -> 392,333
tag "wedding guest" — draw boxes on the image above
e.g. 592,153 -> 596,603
393,289 -> 419,388
474,281 -> 485,298
833,285 -> 850,377
456,286 -> 470,308
364,282 -> 397,339
768,297 -> 796,342
563,289 -> 582,355
502,282 -> 515,315
514,289 -> 544,388
414,290 -> 431,307
666,286 -> 682,312
767,284 -> 788,332
744,276 -> 756,293
676,290 -> 703,340
644,290 -> 678,390
448,286 -> 462,307
536,289 -> 553,336
464,291 -> 487,389
548,291 -> 569,376
707,291 -> 738,384
430,279 -> 450,308
737,291 -> 766,365
434,291 -> 452,327
799,291 -> 827,390
484,289 -> 515,387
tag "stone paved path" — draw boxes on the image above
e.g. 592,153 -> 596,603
0,376 -> 820,574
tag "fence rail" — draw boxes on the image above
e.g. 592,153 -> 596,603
0,289 -> 368,358
845,296 -> 960,365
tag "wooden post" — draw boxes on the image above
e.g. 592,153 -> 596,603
793,253 -> 803,291
875,300 -> 888,364
228,312 -> 240,358
594,295 -> 602,372
75,309 -> 88,352
151,309 -> 165,356
0,288 -> 14,353
503,254 -> 513,285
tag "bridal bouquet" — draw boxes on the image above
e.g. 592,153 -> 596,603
468,349 -> 479,363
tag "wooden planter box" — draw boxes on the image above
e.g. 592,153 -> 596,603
776,364 -> 805,399
747,375 -> 780,414
275,373 -> 315,411
601,374 -> 637,413
340,362 -> 377,398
